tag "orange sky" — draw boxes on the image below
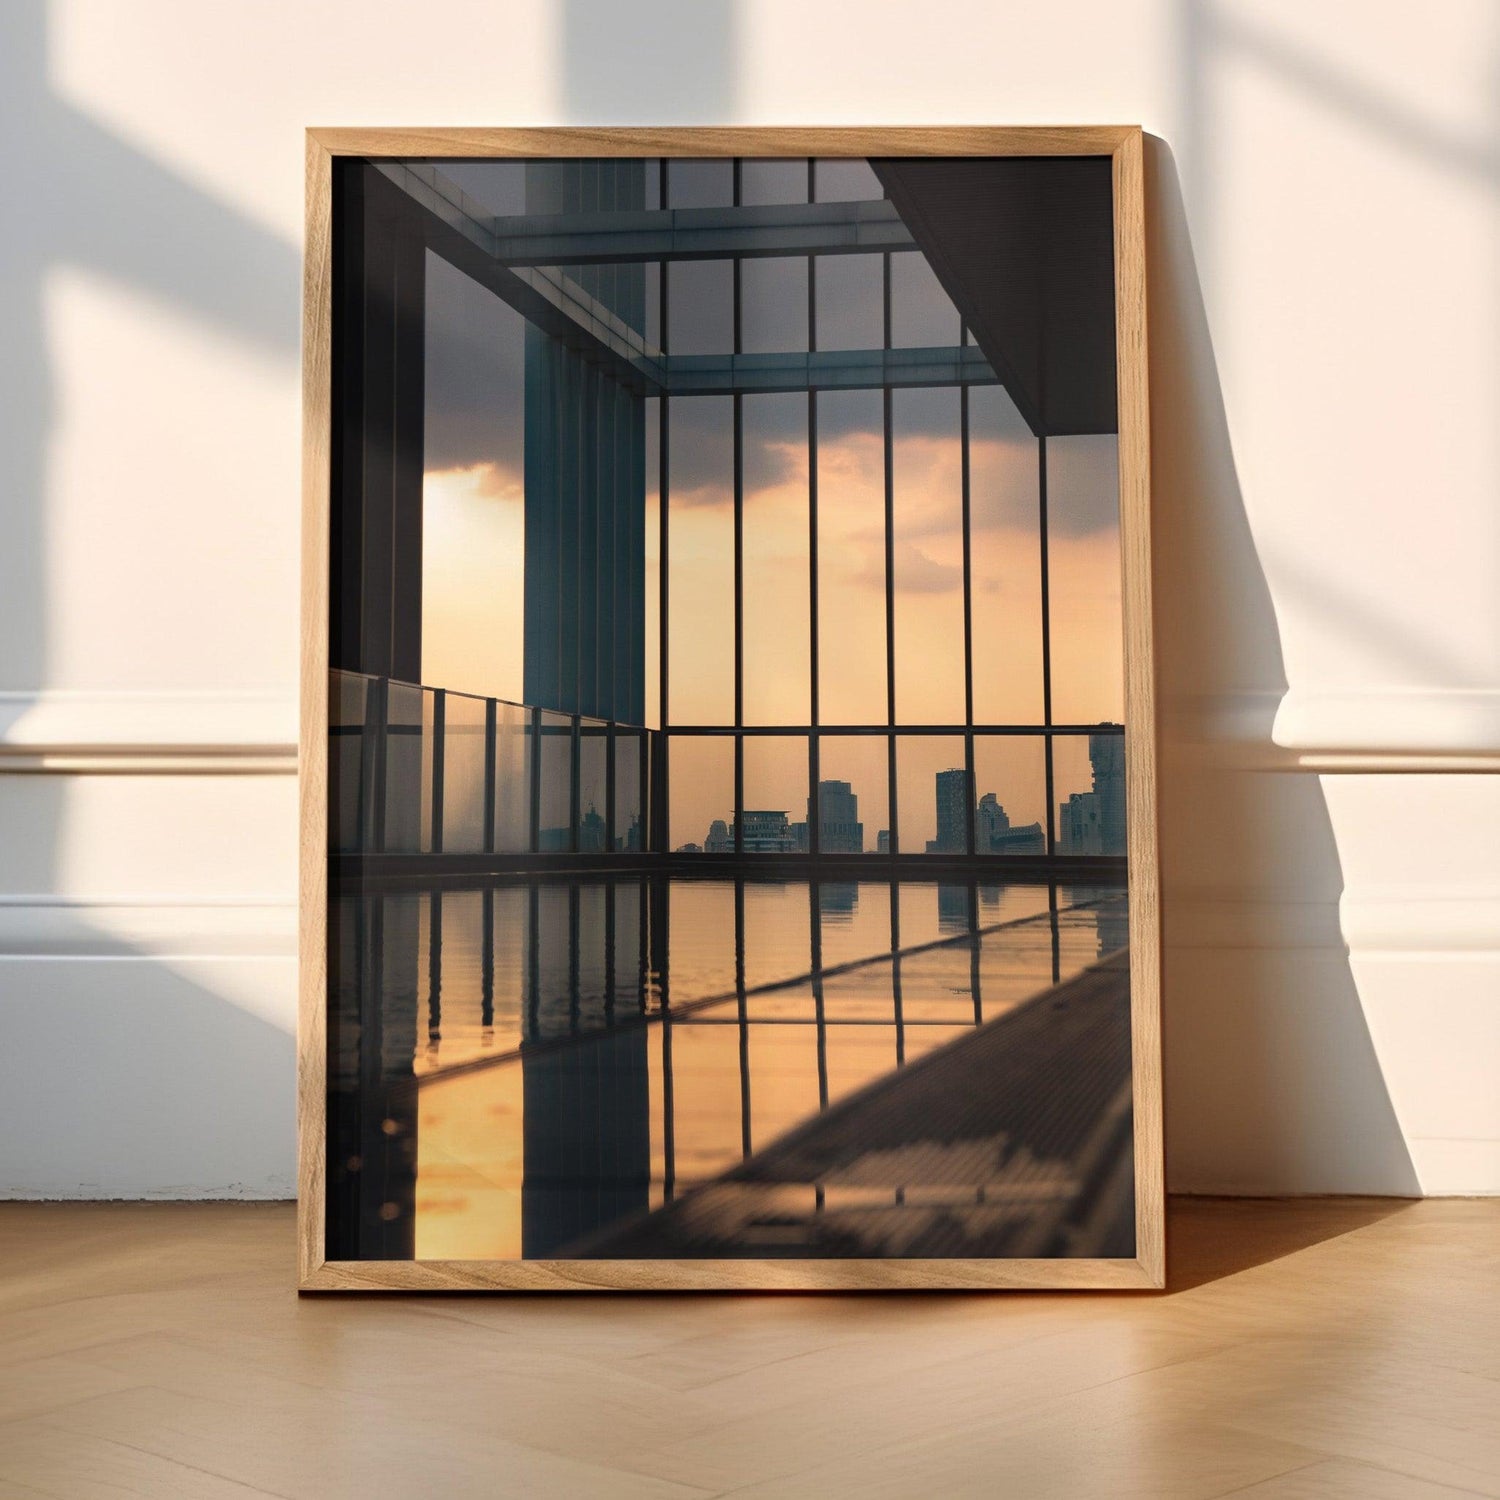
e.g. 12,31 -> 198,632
422,425 -> 1121,851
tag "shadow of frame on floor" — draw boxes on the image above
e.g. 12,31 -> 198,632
1165,1193 -> 1419,1293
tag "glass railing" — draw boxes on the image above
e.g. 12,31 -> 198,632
330,670 -> 651,856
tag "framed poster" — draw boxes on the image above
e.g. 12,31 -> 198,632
299,127 -> 1160,1290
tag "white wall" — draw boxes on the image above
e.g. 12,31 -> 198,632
2,0 -> 1496,1198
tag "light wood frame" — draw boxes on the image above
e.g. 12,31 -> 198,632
299,126 -> 1160,1291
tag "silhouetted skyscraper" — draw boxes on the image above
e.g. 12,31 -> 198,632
1058,791 -> 1102,854
1056,729 -> 1126,856
812,779 -> 863,853
929,768 -> 972,854
975,791 -> 1009,848
1091,732 -> 1126,856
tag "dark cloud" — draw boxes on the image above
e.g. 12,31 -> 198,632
662,395 -> 732,504
424,251 -> 526,473
414,160 -> 1118,536
744,392 -> 808,494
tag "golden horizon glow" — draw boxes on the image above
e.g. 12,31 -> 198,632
421,461 -> 526,704
420,427 -> 1122,852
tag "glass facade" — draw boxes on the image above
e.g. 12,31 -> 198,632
331,152 -> 1126,869
640,158 -> 1124,859
327,149 -> 1134,1267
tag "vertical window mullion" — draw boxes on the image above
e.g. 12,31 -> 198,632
808,156 -> 821,857
657,164 -> 671,844
430,688 -> 446,855
569,714 -> 581,854
605,720 -> 617,853
482,697 -> 496,855
528,706 -> 542,854
810,879 -> 829,1126
961,368 -> 976,856
733,397 -> 744,854
481,886 -> 494,1030
1039,433 -> 1056,855
969,881 -> 982,1025
890,879 -> 904,1066
733,158 -> 744,855
427,890 -> 442,1047
735,877 -> 751,1158
882,250 -> 897,855
369,675 -> 388,854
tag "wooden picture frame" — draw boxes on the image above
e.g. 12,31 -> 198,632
299,126 -> 1160,1291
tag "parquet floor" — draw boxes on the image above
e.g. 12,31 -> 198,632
1,1198 -> 1497,1497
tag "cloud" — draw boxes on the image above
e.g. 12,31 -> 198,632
424,255 -> 526,472
889,539 -> 962,594
425,460 -> 522,507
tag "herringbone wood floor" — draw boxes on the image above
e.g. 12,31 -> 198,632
1,1198 -> 1497,1497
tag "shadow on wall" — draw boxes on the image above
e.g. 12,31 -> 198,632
1177,0 -> 1500,697
0,0 -> 1429,1199
1146,135 -> 1418,1196
0,2 -> 301,1196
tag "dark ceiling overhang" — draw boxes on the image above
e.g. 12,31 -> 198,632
871,156 -> 1117,437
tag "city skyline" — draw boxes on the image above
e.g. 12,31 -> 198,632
411,158 -> 1125,869
676,743 -> 1123,857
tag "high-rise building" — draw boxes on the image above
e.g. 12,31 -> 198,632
992,821 -> 1046,855
876,829 -> 891,854
735,810 -> 799,852
975,791 -> 1010,849
973,791 -> 1044,855
928,768 -> 972,854
578,806 -> 607,853
811,779 -> 863,853
1058,791 -> 1102,854
1091,731 -> 1126,856
704,818 -> 733,854
1056,729 -> 1126,857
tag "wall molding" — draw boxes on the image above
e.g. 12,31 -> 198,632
1164,688 -> 1500,773
1274,687 -> 1500,755
0,690 -> 297,774
1164,886 -> 1500,956
0,897 -> 296,958
5,687 -> 1497,775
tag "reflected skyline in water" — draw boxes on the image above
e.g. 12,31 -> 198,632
328,876 -> 1129,1260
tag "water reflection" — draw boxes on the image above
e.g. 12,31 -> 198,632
328,875 -> 1128,1260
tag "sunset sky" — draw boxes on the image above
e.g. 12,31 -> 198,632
419,216 -> 1123,854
